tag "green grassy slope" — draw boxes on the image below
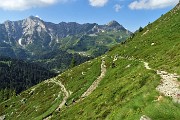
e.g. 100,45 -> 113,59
53,56 -> 179,120
0,82 -> 62,120
0,58 -> 101,120
51,4 -> 180,119
59,30 -> 130,57
112,4 -> 180,74
0,3 -> 180,120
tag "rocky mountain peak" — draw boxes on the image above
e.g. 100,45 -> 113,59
24,16 -> 44,26
4,20 -> 11,24
107,20 -> 121,27
28,16 -> 42,21
23,16 -> 46,32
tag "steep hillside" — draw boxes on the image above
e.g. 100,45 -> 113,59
114,3 -> 180,75
52,4 -> 180,119
0,3 -> 180,120
0,58 -> 102,120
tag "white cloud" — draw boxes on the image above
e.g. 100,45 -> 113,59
89,0 -> 109,7
114,4 -> 122,12
129,0 -> 179,10
0,0 -> 69,11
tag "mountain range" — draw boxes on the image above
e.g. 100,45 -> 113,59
0,16 -> 131,72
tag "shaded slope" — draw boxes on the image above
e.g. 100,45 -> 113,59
0,57 -> 56,103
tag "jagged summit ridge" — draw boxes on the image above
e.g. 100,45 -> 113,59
0,16 -> 131,62
0,16 -> 130,48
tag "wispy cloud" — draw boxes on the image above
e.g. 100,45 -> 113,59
129,0 -> 179,10
114,4 -> 122,12
0,0 -> 69,11
89,0 -> 109,7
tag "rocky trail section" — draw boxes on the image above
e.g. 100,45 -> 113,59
156,71 -> 180,103
143,62 -> 180,103
112,55 -> 180,103
112,55 -> 180,120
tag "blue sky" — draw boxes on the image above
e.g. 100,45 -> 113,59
0,0 -> 179,32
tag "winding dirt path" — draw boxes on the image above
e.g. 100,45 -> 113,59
46,79 -> 70,110
54,81 -> 69,111
73,59 -> 106,104
44,59 -> 106,119
43,79 -> 70,120
110,56 -> 180,103
81,59 -> 106,98
143,62 -> 180,103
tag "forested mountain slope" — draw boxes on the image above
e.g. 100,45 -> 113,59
0,57 -> 56,103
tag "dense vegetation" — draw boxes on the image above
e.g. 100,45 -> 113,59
0,57 -> 56,103
31,49 -> 92,73
59,31 -> 130,57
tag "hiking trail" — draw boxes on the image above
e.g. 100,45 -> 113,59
43,78 -> 70,120
143,62 -> 180,103
81,59 -> 106,98
46,79 -> 70,110
72,59 -> 107,104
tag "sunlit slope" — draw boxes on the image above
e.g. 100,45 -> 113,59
112,4 -> 180,74
53,54 -> 179,120
51,4 -> 180,120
